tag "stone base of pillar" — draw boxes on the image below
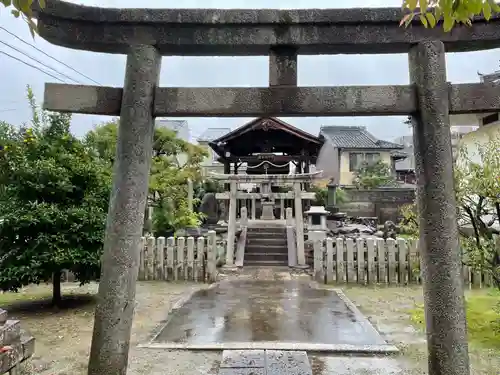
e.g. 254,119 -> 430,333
290,265 -> 309,270
260,202 -> 276,220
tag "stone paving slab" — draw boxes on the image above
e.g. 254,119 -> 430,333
218,350 -> 312,375
151,280 -> 393,353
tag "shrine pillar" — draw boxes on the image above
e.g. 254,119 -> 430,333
88,45 -> 160,375
293,182 -> 306,266
409,40 -> 469,375
225,180 -> 238,267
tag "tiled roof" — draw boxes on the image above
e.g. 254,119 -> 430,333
197,128 -> 231,142
320,126 -> 404,150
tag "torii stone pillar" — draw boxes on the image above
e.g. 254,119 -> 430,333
87,45 -> 161,375
225,180 -> 238,267
293,182 -> 306,266
409,40 -> 469,375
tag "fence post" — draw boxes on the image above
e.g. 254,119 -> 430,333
376,238 -> 387,284
196,236 -> 205,282
207,230 -> 217,282
386,238 -> 397,284
325,238 -> 334,283
186,237 -> 195,281
156,237 -> 165,281
147,236 -> 155,280
366,238 -> 376,284
408,238 -> 420,283
396,238 -> 407,285
356,238 -> 365,285
336,238 -> 345,283
166,237 -> 175,281
176,237 -> 185,281
138,237 -> 145,281
312,231 -> 325,283
345,238 -> 355,283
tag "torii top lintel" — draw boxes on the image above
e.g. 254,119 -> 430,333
34,0 -> 500,55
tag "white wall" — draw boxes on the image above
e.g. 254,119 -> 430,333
457,123 -> 500,166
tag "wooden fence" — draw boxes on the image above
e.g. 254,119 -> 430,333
138,230 -> 218,282
312,237 -> 496,288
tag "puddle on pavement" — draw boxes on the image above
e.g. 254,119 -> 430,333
153,280 -> 387,346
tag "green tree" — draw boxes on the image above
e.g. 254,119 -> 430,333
454,137 -> 500,288
400,136 -> 500,289
0,88 -> 111,305
402,0 -> 500,31
1,0 -> 40,37
352,160 -> 397,189
85,120 -> 207,236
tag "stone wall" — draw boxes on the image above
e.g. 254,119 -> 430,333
339,187 -> 415,223
0,309 -> 35,374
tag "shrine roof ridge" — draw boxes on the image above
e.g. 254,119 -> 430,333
34,0 -> 500,55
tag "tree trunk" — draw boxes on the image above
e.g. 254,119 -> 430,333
52,270 -> 62,307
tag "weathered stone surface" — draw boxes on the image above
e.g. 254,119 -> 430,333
153,280 -> 387,347
221,350 -> 265,368
269,47 -> 297,87
409,40 -> 469,375
44,83 -> 500,118
0,343 -> 23,374
218,368 -> 265,375
43,83 -> 122,114
199,193 -> 219,225
156,86 -> 416,117
87,44 -> 161,375
0,320 -> 20,346
21,335 -> 35,359
0,309 -> 7,325
266,350 -> 312,375
34,1 -> 500,54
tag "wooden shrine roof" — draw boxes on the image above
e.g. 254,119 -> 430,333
208,117 -> 324,159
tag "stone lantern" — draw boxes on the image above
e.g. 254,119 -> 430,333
326,180 -> 340,214
305,206 -> 329,232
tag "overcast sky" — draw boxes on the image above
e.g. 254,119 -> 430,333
0,0 -> 499,142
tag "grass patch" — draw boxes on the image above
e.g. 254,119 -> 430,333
410,289 -> 500,350
0,287 -> 52,305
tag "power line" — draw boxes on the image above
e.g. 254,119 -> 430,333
0,26 -> 101,85
0,49 -> 65,83
0,39 -> 83,84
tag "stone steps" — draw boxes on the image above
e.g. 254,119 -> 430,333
245,244 -> 287,253
244,227 -> 288,266
247,231 -> 286,239
246,237 -> 287,246
245,252 -> 288,262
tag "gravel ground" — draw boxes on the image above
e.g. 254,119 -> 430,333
331,285 -> 500,375
5,281 -> 220,375
4,278 -> 499,375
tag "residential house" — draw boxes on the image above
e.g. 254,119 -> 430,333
393,135 -> 416,184
156,119 -> 190,141
156,119 -> 191,167
197,128 -> 232,176
318,126 -> 405,186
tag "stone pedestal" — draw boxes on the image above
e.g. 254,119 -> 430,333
260,201 -> 276,220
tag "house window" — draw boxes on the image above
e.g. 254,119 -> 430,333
349,153 -> 364,171
364,152 -> 381,164
349,152 -> 381,171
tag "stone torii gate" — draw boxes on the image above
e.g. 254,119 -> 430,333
35,1 -> 500,374
209,171 -> 322,268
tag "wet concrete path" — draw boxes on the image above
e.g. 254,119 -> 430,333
153,279 -> 388,348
